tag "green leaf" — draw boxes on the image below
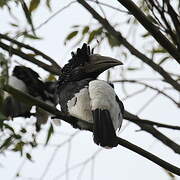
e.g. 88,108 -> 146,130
20,0 -> 35,34
158,56 -> 170,65
26,153 -> 33,161
46,0 -> 51,10
127,67 -> 140,71
107,34 -> 121,48
142,32 -> 150,38
3,123 -> 15,133
9,23 -> 18,27
87,30 -> 97,43
71,25 -> 79,28
152,47 -> 167,54
0,113 -> 7,121
47,74 -> 57,81
23,32 -> 42,40
13,142 -> 25,156
66,31 -> 78,40
82,26 -> 89,35
13,142 -> 24,151
45,123 -> 54,145
0,0 -> 8,7
95,27 -> 103,35
0,136 -> 12,151
29,0 -> 40,13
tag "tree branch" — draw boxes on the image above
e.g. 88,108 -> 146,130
2,85 -> 180,175
124,113 -> 180,131
0,33 -> 61,71
117,137 -> 180,175
116,0 -> 180,64
77,0 -> 180,92
0,40 -> 60,75
113,80 -> 180,107
124,111 -> 180,154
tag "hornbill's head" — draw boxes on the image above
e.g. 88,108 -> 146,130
59,43 -> 123,83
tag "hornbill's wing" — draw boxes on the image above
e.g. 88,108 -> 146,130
89,80 -> 124,148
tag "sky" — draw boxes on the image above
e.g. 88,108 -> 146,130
0,0 -> 180,180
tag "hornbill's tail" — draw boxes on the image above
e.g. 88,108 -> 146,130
92,109 -> 118,148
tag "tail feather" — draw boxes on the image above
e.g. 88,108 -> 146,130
92,109 -> 118,147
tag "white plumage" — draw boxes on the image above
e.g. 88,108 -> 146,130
67,80 -> 123,130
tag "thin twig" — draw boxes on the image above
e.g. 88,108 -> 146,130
113,79 -> 180,107
117,137 -> 180,175
65,142 -> 71,180
53,149 -> 102,180
34,1 -> 77,32
39,131 -> 79,180
87,0 -> 129,13
136,92 -> 159,115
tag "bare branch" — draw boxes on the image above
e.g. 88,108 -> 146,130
87,0 -> 128,13
166,1 -> 180,49
39,131 -> 79,180
124,111 -> 180,131
113,80 -> 180,107
124,111 -> 180,154
0,40 -> 60,75
116,0 -> 180,64
146,0 -> 178,45
0,33 -> 61,71
34,1 -> 77,32
116,137 -> 180,175
77,0 -> 180,92
2,85 -> 180,175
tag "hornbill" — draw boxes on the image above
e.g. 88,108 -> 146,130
2,66 -> 58,125
57,44 -> 124,148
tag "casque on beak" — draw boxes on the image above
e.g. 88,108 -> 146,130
85,54 -> 123,74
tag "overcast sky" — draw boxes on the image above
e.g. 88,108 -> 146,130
0,0 -> 180,180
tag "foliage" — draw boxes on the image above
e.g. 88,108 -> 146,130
0,0 -> 180,178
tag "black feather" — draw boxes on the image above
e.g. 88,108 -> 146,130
58,43 -> 92,83
13,66 -> 47,100
92,109 -> 118,147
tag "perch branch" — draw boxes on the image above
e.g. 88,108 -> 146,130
2,85 -> 180,175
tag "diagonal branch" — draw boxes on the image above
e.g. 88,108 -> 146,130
0,33 -> 61,71
76,0 -> 180,92
0,40 -> 60,75
2,85 -> 180,175
124,114 -> 180,130
116,0 -> 180,64
124,111 -> 180,154
113,80 -> 180,107
117,137 -> 180,175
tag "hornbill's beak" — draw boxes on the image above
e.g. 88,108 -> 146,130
85,54 -> 123,74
